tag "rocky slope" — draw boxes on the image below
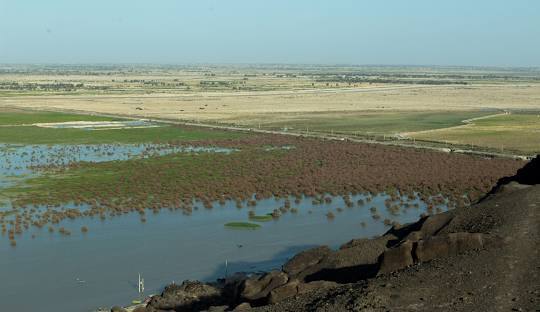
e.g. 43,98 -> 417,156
117,156 -> 539,312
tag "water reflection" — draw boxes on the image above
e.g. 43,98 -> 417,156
0,192 -> 447,312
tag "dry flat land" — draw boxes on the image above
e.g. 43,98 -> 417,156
1,65 -> 539,153
2,85 -> 540,121
407,113 -> 540,154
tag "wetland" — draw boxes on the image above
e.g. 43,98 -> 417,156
0,83 -> 528,311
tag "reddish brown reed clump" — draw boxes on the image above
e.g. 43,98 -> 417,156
7,134 -> 524,238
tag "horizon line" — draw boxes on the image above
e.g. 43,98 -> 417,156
1,63 -> 539,70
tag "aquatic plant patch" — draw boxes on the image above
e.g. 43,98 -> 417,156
224,222 -> 261,230
249,215 -> 274,222
0,134 -> 523,243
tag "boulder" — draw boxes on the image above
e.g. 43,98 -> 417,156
419,213 -> 453,237
339,234 -> 395,250
404,213 -> 453,242
403,231 -> 423,242
283,246 -> 332,279
147,280 -> 221,311
111,306 -> 127,312
205,305 -> 229,312
378,240 -> 414,274
487,155 -> 538,196
415,232 -> 493,262
498,155 -> 540,186
220,272 -> 249,303
268,279 -> 300,304
297,280 -> 338,294
497,181 -> 532,194
325,235 -> 391,269
232,302 -> 252,311
240,271 -> 288,301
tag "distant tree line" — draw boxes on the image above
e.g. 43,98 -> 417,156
315,77 -> 468,85
0,82 -> 85,91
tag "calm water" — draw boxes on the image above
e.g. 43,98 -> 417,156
0,194 -> 443,312
0,143 -> 233,203
0,143 -> 233,176
0,143 -> 446,312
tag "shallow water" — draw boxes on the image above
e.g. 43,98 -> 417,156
0,143 -> 448,311
0,143 -> 233,176
0,143 -> 234,203
0,193 -> 446,312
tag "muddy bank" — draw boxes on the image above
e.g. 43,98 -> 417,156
114,155 -> 539,312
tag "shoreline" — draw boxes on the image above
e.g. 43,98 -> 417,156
104,155 -> 539,312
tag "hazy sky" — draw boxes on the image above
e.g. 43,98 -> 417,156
1,0 -> 539,66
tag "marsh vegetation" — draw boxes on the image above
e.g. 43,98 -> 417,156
0,125 -> 522,245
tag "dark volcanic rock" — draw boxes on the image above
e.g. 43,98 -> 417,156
486,155 -> 539,198
378,240 -> 414,274
391,213 -> 454,243
219,272 -> 250,305
415,232 -> 502,262
402,214 -> 451,242
282,236 -> 394,284
240,271 -> 289,301
204,305 -> 229,312
147,280 -> 221,311
497,181 -> 532,194
300,235 -> 393,282
282,246 -> 331,280
232,302 -> 252,311
417,212 -> 453,237
339,234 -> 394,250
325,235 -> 392,268
500,155 -> 540,185
297,280 -> 338,294
268,280 -> 301,304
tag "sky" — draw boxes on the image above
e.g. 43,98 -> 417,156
0,0 -> 539,66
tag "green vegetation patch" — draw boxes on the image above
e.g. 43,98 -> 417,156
249,215 -> 273,222
411,112 -> 540,154
245,110 -> 493,135
224,222 -> 261,229
0,109 -> 117,125
0,124 -> 244,144
6,147 -> 293,208
0,108 -> 245,144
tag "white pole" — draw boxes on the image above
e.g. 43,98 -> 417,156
138,273 -> 144,294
